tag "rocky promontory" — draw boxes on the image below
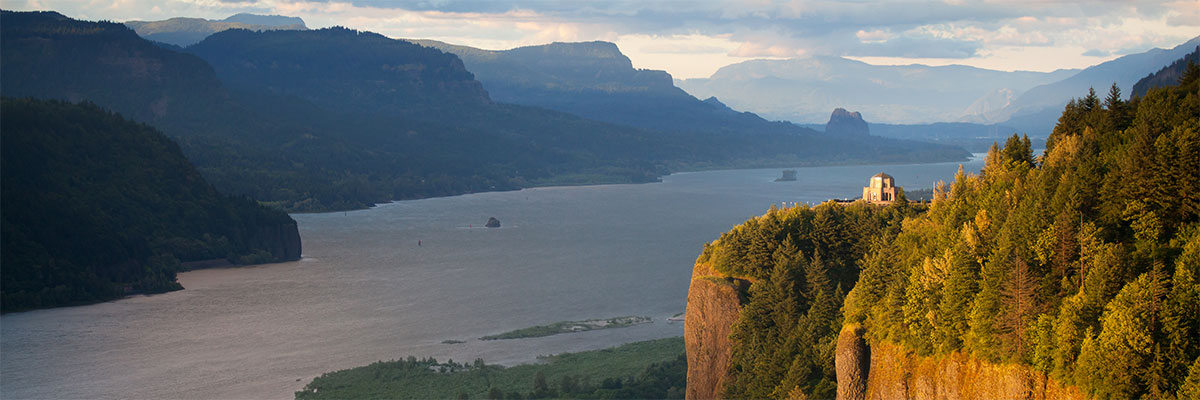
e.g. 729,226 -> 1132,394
825,108 -> 870,137
684,256 -> 748,400
834,326 -> 1086,400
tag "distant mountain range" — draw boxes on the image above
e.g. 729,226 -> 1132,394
678,35 -> 1200,137
4,10 -> 968,213
125,13 -> 306,47
799,111 -> 1027,152
676,56 -> 1077,125
1131,45 -> 1200,98
408,39 -> 808,136
993,35 -> 1200,135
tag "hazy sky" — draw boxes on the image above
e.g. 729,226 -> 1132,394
7,0 -> 1199,79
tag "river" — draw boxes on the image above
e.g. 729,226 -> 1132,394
0,156 -> 984,399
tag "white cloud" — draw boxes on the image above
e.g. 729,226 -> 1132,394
856,29 -> 894,43
7,0 -> 1199,78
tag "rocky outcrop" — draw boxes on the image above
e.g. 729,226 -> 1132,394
685,259 -> 748,400
826,108 -> 870,137
834,327 -> 1088,400
251,221 -> 302,261
836,325 -> 870,400
486,217 -> 501,228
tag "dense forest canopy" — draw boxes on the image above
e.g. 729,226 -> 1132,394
0,98 -> 300,312
711,66 -> 1199,399
698,199 -> 919,399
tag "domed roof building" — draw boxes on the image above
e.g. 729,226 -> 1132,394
863,172 -> 898,204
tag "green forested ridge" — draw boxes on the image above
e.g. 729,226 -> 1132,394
3,10 -> 968,212
699,199 -> 921,399
714,68 -> 1199,399
296,337 -> 685,400
0,98 -> 300,312
1132,46 -> 1200,99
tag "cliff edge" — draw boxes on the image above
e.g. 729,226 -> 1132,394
834,326 -> 1088,400
684,257 -> 747,400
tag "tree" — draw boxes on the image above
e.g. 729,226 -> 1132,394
533,371 -> 548,392
1076,274 -> 1159,399
999,256 -> 1038,360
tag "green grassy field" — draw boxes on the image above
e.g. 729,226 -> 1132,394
296,337 -> 685,399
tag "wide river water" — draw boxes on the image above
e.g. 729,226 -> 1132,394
1,156 -> 984,399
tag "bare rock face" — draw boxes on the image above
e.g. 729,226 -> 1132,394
859,340 -> 1088,400
836,325 -> 870,400
826,108 -> 869,137
684,260 -> 746,400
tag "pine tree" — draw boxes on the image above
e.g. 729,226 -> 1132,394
1082,87 -> 1100,112
999,256 -> 1038,360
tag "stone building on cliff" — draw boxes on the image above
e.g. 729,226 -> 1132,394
862,172 -> 898,204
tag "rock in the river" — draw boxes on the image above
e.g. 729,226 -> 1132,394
486,217 -> 501,228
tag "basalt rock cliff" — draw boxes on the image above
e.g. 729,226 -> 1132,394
826,108 -> 870,137
684,257 -> 748,400
834,327 -> 1087,400
685,280 -> 1092,400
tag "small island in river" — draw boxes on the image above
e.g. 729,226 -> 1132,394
480,316 -> 652,340
774,170 -> 797,181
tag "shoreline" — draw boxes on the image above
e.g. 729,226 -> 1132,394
293,153 -> 977,215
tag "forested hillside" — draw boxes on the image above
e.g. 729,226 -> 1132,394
696,200 -> 921,399
4,11 -> 967,212
692,67 -> 1199,399
1132,46 -> 1200,98
846,67 -> 1199,398
1,98 -> 301,312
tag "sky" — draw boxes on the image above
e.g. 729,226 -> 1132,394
6,0 -> 1199,79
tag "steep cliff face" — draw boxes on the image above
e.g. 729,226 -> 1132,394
836,325 -> 870,400
835,327 -> 1088,400
251,221 -> 302,262
188,27 -> 493,113
684,258 -> 747,400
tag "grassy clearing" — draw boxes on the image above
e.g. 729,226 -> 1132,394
296,336 -> 684,400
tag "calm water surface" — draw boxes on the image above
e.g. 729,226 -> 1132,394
1,157 -> 983,399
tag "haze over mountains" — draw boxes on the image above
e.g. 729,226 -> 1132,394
678,56 -> 1077,125
124,13 -> 306,47
1132,45 -> 1200,98
410,39 -> 809,136
994,35 -> 1200,135
120,12 -> 1200,140
3,10 -> 967,214
680,35 -> 1200,137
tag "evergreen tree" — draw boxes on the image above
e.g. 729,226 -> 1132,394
999,257 -> 1038,360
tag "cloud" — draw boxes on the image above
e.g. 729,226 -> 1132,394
10,0 -> 1200,78
850,35 -> 979,58
1164,0 -> 1200,26
856,29 -> 894,44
